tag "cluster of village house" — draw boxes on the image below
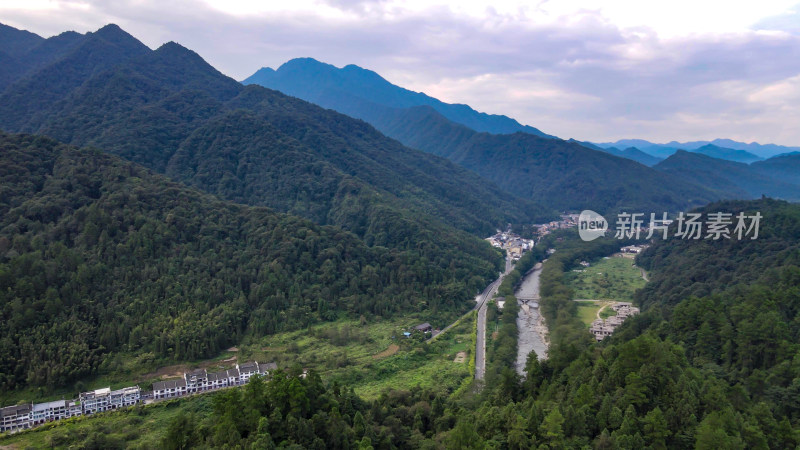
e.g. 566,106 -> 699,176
621,244 -> 648,254
589,303 -> 640,341
0,361 -> 277,434
533,214 -> 579,235
486,231 -> 535,259
486,215 -> 578,259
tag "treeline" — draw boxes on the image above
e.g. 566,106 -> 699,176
0,133 -> 497,393
162,370 -> 467,450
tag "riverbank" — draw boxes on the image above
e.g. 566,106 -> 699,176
514,262 -> 549,375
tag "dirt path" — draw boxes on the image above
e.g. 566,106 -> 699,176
372,344 -> 399,359
596,303 -> 609,320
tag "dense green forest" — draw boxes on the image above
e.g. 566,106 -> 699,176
0,133 -> 500,393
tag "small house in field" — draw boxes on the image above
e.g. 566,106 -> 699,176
414,323 -> 433,333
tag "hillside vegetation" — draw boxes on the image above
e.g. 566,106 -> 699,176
0,133 -> 498,393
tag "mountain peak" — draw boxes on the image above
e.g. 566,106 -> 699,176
279,57 -> 334,72
84,23 -> 149,53
155,41 -> 197,57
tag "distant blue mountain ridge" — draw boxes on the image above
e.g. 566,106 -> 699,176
596,139 -> 799,160
244,57 -> 555,138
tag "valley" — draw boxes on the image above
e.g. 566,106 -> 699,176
1,15 -> 800,450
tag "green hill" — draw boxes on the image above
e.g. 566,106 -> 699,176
654,150 -> 800,201
0,132 -> 500,392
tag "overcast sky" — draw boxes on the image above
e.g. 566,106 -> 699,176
3,0 -> 800,144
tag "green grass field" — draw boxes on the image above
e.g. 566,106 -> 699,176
575,300 -> 617,327
565,255 -> 646,302
566,255 -> 646,327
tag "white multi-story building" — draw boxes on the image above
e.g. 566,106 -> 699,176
68,400 -> 82,418
109,386 -> 140,409
206,368 -> 240,389
80,388 -> 111,415
0,404 -> 31,433
184,368 -> 209,393
1,362 -> 277,433
152,379 -> 187,399
237,362 -> 260,383
30,400 -> 69,425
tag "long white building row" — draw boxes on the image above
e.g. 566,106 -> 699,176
1,385 -> 140,433
1,361 -> 276,434
153,361 -> 276,399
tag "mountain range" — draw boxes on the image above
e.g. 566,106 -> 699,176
653,150 -> 800,200
0,23 -> 553,251
0,22 -> 539,390
245,58 -> 722,213
596,138 -> 799,159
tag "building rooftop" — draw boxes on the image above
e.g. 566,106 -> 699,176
32,400 -> 66,411
1,404 -> 31,417
110,386 -> 140,395
260,362 -> 278,371
187,368 -> 207,377
80,387 -> 111,399
238,362 -> 258,371
153,379 -> 187,391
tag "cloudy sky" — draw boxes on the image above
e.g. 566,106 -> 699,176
3,0 -> 800,144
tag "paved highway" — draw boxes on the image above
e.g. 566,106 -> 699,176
475,257 -> 513,380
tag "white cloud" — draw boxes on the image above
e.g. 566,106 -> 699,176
2,0 -> 800,144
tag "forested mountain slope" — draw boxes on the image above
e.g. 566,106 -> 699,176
0,132 -> 500,392
245,65 -> 721,214
654,150 -> 800,201
0,24 -> 548,250
752,152 -> 800,186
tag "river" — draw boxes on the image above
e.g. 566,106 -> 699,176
514,262 -> 548,375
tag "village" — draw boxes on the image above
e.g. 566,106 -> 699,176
589,302 -> 641,341
485,214 -> 578,259
0,361 -> 278,434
